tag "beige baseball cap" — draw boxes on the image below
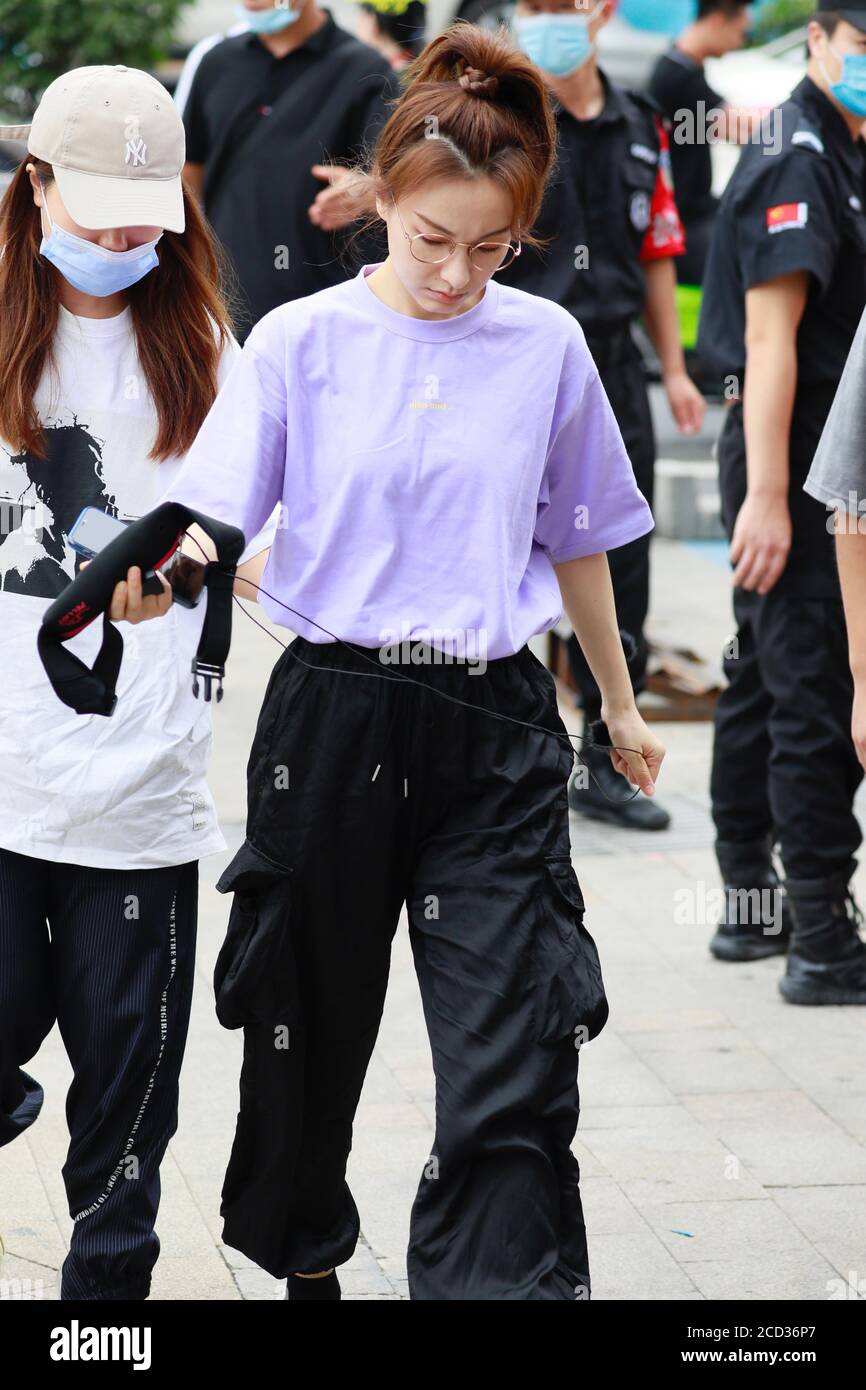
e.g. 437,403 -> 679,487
0,64 -> 185,232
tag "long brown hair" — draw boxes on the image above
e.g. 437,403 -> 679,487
349,21 -> 558,257
0,158 -> 233,461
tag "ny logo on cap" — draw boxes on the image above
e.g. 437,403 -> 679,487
123,115 -> 147,168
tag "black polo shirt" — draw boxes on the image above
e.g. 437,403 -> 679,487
696,77 -> 866,388
648,47 -> 723,225
184,9 -> 398,336
498,73 -> 675,337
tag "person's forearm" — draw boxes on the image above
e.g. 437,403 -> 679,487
836,530 -> 866,682
742,336 -> 797,497
554,553 -> 635,715
643,257 -> 687,376
234,547 -> 269,603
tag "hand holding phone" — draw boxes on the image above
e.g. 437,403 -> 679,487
79,560 -> 174,625
109,564 -> 174,624
68,506 -> 207,612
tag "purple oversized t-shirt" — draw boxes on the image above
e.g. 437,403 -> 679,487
161,262 -> 653,659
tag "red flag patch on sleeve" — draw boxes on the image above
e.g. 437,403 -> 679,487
766,202 -> 808,233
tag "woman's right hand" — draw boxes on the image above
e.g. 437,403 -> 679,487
110,565 -> 173,623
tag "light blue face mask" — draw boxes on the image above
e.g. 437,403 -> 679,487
235,2 -> 301,33
39,183 -> 162,298
823,39 -> 866,118
512,5 -> 602,78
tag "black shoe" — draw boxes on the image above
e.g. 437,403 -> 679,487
568,746 -> 671,831
285,1269 -> 341,1300
780,871 -> 866,1005
710,836 -> 791,962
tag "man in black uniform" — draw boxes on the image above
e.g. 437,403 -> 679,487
649,0 -> 753,287
182,0 -> 399,340
696,3 -> 866,1003
507,0 -> 705,831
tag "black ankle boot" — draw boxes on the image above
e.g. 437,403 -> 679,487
285,1269 -> 341,1300
780,871 -> 866,1005
567,722 -> 670,832
710,836 -> 791,961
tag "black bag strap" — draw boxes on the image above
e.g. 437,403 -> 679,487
191,561 -> 236,702
38,503 -> 246,717
36,612 -> 125,718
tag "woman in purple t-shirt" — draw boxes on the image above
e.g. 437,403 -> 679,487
138,21 -> 666,1301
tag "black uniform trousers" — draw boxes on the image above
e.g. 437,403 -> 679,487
567,336 -> 656,719
710,390 -> 863,881
213,636 -> 609,1300
0,849 -> 198,1299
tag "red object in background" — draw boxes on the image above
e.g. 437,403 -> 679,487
640,118 -> 687,263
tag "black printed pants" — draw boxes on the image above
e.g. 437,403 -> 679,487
213,636 -> 609,1300
0,848 -> 198,1299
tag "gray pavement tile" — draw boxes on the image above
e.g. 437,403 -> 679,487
624,1028 -> 793,1096
232,1267 -> 285,1299
217,1244 -> 259,1272
149,1255 -> 239,1300
681,1251 -> 852,1301
590,1231 -> 702,1299
0,1171 -> 57,1229
582,1109 -> 768,1201
345,1293 -> 403,1299
581,1177 -> 652,1234
338,1265 -> 394,1296
0,1255 -> 57,1300
633,1198 -> 816,1262
375,1259 -> 410,1290
0,1219 -> 66,1270
581,1042 -> 680,1108
683,1091 -> 866,1187
615,1008 -> 731,1033
806,1094 -> 866,1145
770,1186 -> 866,1272
354,1102 -> 431,1131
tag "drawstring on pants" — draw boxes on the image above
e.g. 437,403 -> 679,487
370,672 -> 436,797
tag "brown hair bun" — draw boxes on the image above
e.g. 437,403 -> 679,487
458,65 -> 499,98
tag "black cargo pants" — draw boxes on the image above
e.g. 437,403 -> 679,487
213,636 -> 609,1300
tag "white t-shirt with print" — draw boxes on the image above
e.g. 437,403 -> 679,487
0,304 -> 274,870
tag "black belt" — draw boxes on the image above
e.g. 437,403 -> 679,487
583,325 -> 636,370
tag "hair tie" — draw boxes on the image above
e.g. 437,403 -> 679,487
458,65 -> 498,97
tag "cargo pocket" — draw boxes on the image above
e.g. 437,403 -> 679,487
530,856 -> 609,1045
213,839 -> 299,1029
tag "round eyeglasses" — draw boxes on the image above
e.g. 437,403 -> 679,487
393,203 -> 521,274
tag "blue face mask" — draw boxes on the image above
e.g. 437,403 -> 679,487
38,183 -> 162,297
235,2 -> 301,33
39,184 -> 162,298
823,40 -> 866,118
513,6 -> 601,78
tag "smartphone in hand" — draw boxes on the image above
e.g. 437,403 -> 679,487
68,507 -> 206,608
